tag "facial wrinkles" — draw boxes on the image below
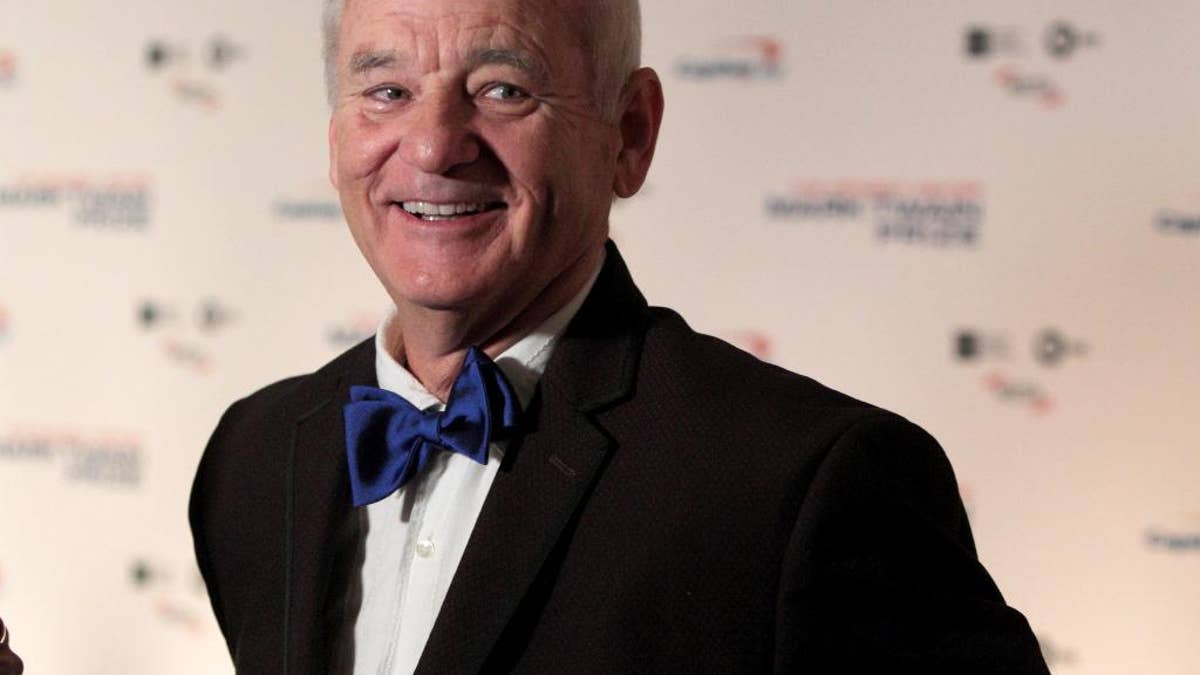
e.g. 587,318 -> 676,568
337,1 -> 615,244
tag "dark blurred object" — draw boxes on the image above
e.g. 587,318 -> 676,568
0,616 -> 23,675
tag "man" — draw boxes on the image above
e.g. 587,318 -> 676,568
0,617 -> 23,675
190,0 -> 1050,672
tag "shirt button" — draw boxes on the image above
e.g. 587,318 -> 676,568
416,538 -> 435,558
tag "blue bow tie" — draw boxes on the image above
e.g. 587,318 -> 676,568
343,346 -> 523,508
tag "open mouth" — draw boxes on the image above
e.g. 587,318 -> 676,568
398,200 -> 505,221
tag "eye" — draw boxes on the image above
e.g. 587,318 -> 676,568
480,83 -> 528,102
365,85 -> 410,103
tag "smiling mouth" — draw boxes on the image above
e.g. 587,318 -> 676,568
399,200 -> 505,221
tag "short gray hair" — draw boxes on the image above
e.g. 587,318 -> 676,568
322,0 -> 343,107
321,0 -> 641,118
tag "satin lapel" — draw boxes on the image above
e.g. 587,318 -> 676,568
416,242 -> 649,673
284,339 -> 376,675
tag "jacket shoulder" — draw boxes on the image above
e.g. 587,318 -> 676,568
641,306 -> 885,418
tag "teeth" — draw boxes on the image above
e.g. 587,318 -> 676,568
401,201 -> 488,218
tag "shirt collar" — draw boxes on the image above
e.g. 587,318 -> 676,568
373,251 -> 605,413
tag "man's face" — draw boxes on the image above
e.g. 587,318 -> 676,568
329,0 -> 621,318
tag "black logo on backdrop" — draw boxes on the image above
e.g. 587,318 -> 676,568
1032,328 -> 1088,367
1145,515 -> 1200,553
138,298 -> 237,372
963,20 -> 1099,109
954,327 -> 1087,367
144,35 -> 246,111
953,329 -> 1009,362
767,180 -> 984,248
965,20 -> 1098,61
139,298 -> 235,333
954,326 -> 1090,415
964,26 -> 1021,59
129,558 -> 210,634
0,173 -> 153,230
1043,21 -> 1100,60
1145,529 -> 1200,552
1156,211 -> 1200,235
146,35 -> 241,71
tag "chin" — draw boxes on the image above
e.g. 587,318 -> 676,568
387,272 -> 506,314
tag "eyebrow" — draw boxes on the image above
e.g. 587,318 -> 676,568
468,48 -> 541,77
469,47 -> 550,89
348,49 -> 402,76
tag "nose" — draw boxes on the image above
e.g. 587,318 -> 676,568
396,92 -> 481,175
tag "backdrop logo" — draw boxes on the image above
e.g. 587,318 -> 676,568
993,66 -> 1065,109
964,26 -> 1021,59
0,173 -> 153,230
326,311 -> 381,349
0,427 -> 143,487
954,326 -> 1089,415
138,297 -> 237,373
144,35 -> 246,111
129,558 -> 210,634
0,304 -> 9,344
953,329 -> 1009,362
676,36 -> 784,80
273,198 -> 343,222
0,49 -> 16,87
983,372 -> 1054,415
1145,515 -> 1200,553
1043,21 -> 1101,59
1032,328 -> 1088,367
1156,211 -> 1200,235
963,19 -> 1099,110
767,179 -> 984,247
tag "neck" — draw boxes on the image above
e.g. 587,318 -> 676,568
388,244 -> 604,401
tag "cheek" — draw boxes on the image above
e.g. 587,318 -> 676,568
336,114 -> 400,184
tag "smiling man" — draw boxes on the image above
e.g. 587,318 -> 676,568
190,1 -> 1049,673
325,0 -> 647,400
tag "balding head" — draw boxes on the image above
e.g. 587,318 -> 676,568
322,0 -> 641,118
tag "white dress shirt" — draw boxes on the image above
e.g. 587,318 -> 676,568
334,259 -> 602,675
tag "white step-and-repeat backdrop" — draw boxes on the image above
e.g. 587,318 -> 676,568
2,1 -> 1198,673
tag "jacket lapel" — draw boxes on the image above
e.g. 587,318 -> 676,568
417,243 -> 650,673
283,339 -> 376,675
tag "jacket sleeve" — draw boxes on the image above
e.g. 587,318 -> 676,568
773,414 -> 1050,673
0,616 -> 24,675
189,397 -> 250,656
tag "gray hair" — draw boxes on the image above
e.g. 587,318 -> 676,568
321,0 -> 641,118
322,0 -> 343,107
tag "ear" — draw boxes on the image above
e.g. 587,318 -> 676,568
328,116 -> 340,189
612,67 -> 665,199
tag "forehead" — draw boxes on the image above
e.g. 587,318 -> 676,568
339,0 -> 589,70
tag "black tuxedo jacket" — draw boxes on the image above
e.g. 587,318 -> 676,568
191,243 -> 1049,674
0,617 -> 22,675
